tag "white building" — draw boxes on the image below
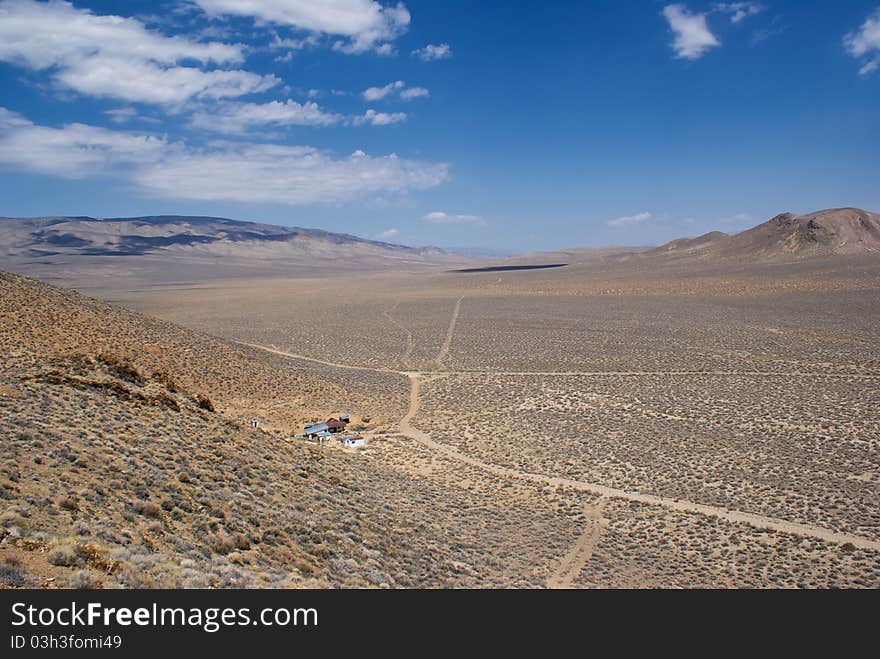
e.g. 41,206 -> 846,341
340,434 -> 365,447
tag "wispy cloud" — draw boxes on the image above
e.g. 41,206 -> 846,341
376,227 -> 399,240
423,211 -> 482,224
363,80 -> 405,101
103,107 -> 139,124
193,0 -> 411,55
844,7 -> 880,77
354,109 -> 407,126
662,4 -> 720,60
608,211 -> 653,227
412,42 -> 452,61
400,86 -> 429,101
362,80 -> 428,102
0,107 -> 449,205
190,99 -> 343,134
715,2 -> 762,24
0,0 -> 276,105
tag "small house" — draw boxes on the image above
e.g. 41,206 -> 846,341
304,423 -> 329,437
340,434 -> 365,448
326,418 -> 347,433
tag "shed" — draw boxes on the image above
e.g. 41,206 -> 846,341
340,434 -> 365,447
304,423 -> 329,436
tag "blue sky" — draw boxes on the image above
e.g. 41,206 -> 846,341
0,0 -> 877,252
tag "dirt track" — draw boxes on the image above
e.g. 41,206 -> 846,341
243,340 -> 880,552
242,290 -> 880,569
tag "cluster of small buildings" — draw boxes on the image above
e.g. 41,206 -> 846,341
295,414 -> 364,447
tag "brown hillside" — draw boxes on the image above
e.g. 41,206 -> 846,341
620,208 -> 880,265
0,270 -> 454,587
721,208 -> 880,258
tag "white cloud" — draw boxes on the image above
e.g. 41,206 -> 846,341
104,107 -> 138,124
363,81 -> 427,102
194,0 -> 410,54
355,109 -> 407,125
269,32 -> 321,51
715,2 -> 762,24
844,8 -> 880,77
608,212 -> 652,227
191,99 -> 343,134
662,4 -> 720,60
412,43 -> 452,61
372,42 -> 395,56
0,0 -> 276,105
376,227 -> 399,239
363,80 -> 405,101
400,86 -> 429,101
0,107 -> 167,178
423,211 -> 482,224
57,57 -> 276,106
0,108 -> 449,205
859,59 -> 879,76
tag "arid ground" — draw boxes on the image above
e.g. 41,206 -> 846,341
4,247 -> 872,588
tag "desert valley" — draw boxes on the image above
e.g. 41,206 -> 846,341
2,208 -> 878,588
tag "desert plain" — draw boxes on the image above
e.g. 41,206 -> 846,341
2,211 -> 879,588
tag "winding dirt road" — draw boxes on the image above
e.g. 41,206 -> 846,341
434,296 -> 463,370
383,301 -> 414,367
240,301 -> 880,556
547,499 -> 608,588
399,372 -> 880,551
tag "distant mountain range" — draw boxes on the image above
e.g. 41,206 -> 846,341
0,215 -> 451,259
1,208 -> 876,285
0,215 -> 466,282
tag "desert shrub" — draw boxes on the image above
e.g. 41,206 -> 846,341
0,564 -> 28,587
132,501 -> 162,518
233,533 -> 251,550
48,544 -> 81,567
210,535 -> 236,555
66,570 -> 100,589
196,394 -> 216,412
0,510 -> 28,531
58,496 -> 79,511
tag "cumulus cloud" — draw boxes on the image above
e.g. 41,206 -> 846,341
423,211 -> 482,224
0,107 -> 167,178
400,86 -> 429,101
844,7 -> 880,77
0,0 -> 276,105
412,43 -> 452,60
363,80 -> 405,101
607,212 -> 652,227
363,80 -> 428,102
0,107 -> 448,205
715,2 -> 762,24
662,4 -> 720,60
194,0 -> 410,54
354,109 -> 407,125
191,99 -> 343,134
